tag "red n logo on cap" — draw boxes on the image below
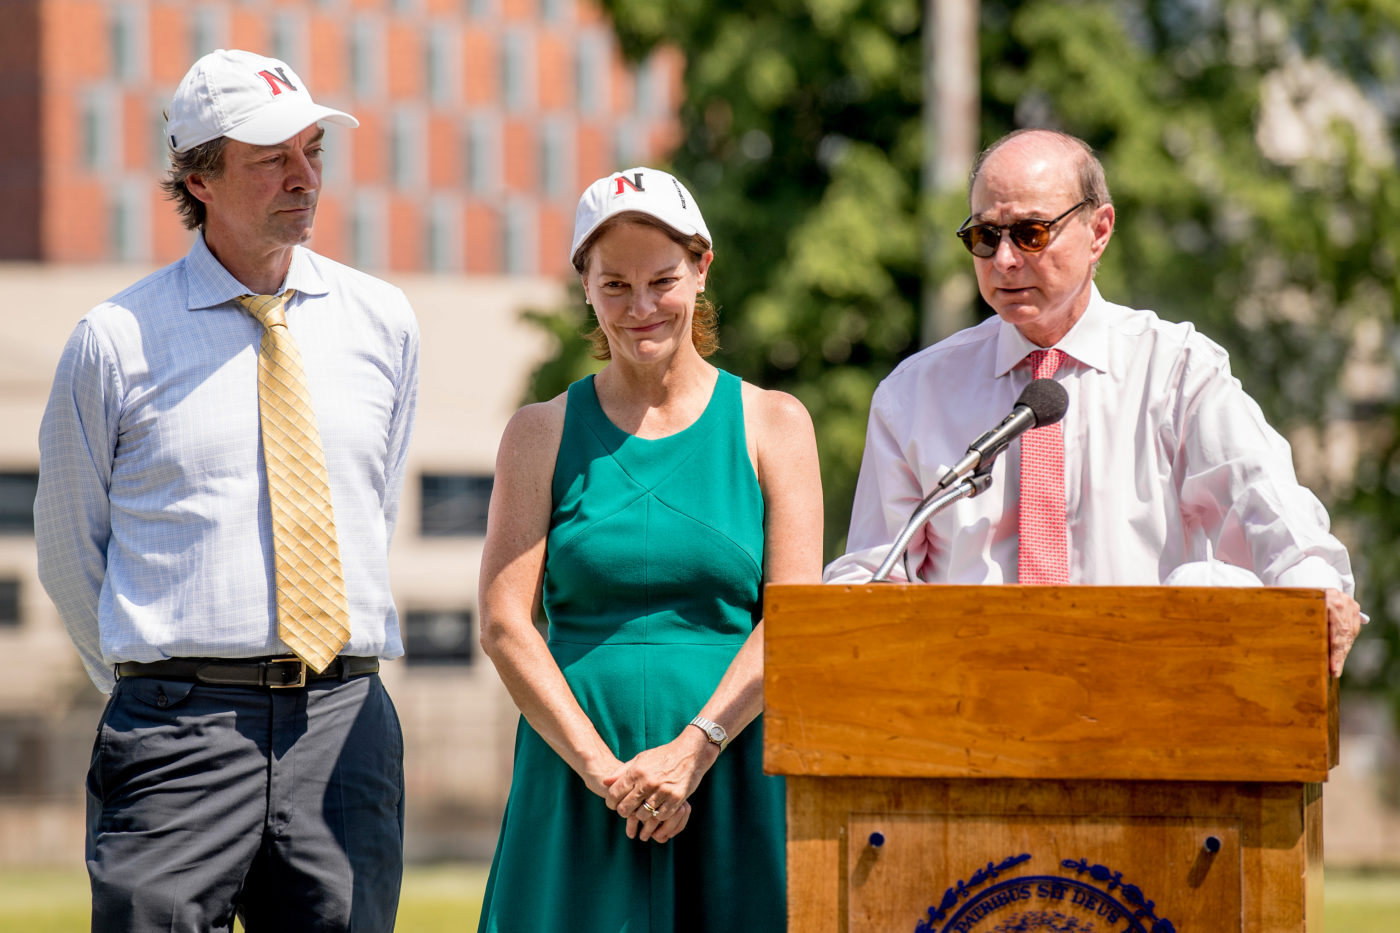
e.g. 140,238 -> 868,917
257,68 -> 299,96
615,173 -> 644,195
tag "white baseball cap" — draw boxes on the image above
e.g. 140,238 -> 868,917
570,167 -> 712,269
167,49 -> 358,153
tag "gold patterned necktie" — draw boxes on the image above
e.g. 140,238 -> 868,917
240,290 -> 350,671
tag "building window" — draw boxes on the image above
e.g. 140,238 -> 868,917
109,4 -> 143,81
0,473 -> 39,535
630,53 -> 671,119
540,0 -> 570,22
0,580 -> 17,628
352,195 -> 384,271
350,21 -> 380,100
271,11 -> 306,69
613,125 -> 637,173
539,121 -> 567,199
575,35 -> 606,118
427,200 -> 458,273
82,99 -> 102,171
403,609 -> 474,666
0,718 -> 43,794
468,0 -> 495,19
321,119 -> 353,186
110,183 -> 147,263
464,117 -> 498,194
391,111 -> 422,189
81,90 -> 117,172
420,473 -> 493,536
501,30 -> 531,113
188,7 -> 225,60
503,202 -> 533,275
630,61 -> 651,118
110,192 -> 131,262
425,29 -> 456,106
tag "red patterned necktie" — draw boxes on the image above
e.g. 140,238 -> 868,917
1018,349 -> 1069,585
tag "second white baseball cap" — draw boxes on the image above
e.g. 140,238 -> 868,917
570,167 -> 712,269
167,49 -> 358,153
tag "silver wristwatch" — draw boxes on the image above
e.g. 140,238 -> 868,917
689,715 -> 729,751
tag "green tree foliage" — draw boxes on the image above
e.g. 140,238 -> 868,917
525,0 -> 1400,708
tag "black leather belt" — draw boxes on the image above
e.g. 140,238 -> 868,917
114,656 -> 379,689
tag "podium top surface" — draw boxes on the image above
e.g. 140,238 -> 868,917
763,585 -> 1336,783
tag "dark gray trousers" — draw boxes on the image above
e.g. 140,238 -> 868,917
86,672 -> 405,932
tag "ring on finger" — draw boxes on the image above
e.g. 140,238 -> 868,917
642,801 -> 660,818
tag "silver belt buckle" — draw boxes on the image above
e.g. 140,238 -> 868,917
267,657 -> 308,688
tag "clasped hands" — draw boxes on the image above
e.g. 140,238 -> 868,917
600,731 -> 720,844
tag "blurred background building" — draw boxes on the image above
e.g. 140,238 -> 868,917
0,0 -> 680,863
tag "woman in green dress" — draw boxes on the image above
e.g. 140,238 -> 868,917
476,167 -> 823,932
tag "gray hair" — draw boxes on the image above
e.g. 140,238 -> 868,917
159,135 -> 228,230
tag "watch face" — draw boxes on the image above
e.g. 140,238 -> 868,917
692,717 -> 726,747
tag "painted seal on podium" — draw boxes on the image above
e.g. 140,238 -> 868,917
915,856 -> 1177,933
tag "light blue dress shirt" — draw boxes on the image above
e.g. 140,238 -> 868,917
36,234 -> 420,692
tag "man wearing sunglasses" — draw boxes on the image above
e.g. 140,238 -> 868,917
826,128 -> 1364,679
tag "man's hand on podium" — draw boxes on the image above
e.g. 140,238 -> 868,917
1326,588 -> 1365,678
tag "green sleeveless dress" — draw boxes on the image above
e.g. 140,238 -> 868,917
477,370 -> 786,932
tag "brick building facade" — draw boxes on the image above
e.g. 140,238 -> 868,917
0,0 -> 682,276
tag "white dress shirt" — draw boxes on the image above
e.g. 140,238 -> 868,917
825,285 -> 1355,594
36,233 -> 420,692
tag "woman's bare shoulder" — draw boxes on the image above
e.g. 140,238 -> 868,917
739,380 -> 815,440
501,392 -> 569,449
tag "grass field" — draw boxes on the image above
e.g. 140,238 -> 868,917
1,864 -> 1397,931
0,864 -> 490,933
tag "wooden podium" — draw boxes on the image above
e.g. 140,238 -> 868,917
763,585 -> 1337,932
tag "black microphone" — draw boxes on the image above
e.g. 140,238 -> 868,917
933,379 -> 1069,490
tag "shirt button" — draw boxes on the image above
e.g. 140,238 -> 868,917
155,690 -> 168,709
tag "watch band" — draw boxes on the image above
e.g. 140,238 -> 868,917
689,715 -> 729,751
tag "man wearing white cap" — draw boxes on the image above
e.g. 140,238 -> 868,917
35,49 -> 418,931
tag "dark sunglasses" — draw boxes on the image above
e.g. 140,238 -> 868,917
956,197 -> 1093,258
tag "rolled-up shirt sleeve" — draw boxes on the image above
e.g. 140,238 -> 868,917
1174,347 -> 1355,596
36,321 -> 120,692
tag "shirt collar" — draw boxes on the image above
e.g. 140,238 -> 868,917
993,282 -> 1112,376
185,232 -> 330,311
